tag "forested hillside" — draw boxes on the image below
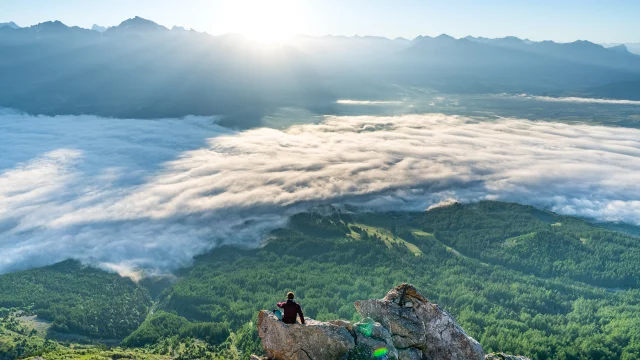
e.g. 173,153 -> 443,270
1,201 -> 640,359
159,202 -> 640,359
0,260 -> 151,338
412,202 -> 640,288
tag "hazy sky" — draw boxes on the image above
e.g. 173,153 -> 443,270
2,0 -> 640,43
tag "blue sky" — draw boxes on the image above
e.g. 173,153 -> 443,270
2,0 -> 639,43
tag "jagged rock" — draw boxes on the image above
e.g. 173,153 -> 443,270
485,353 -> 531,360
250,356 -> 267,360
257,310 -> 355,360
355,284 -> 484,360
354,295 -> 425,350
352,317 -> 399,359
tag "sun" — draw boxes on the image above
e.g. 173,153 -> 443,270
220,0 -> 301,43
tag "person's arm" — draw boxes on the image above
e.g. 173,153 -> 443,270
297,304 -> 305,324
277,302 -> 286,308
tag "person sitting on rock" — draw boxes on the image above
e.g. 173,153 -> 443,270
276,292 -> 305,325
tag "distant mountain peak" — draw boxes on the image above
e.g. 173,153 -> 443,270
31,20 -> 70,33
0,21 -> 20,29
571,39 -> 599,47
413,35 -> 428,41
393,37 -> 410,43
120,16 -> 154,26
435,33 -> 455,41
91,24 -> 107,32
502,36 -> 523,42
608,44 -> 632,54
108,16 -> 168,33
464,35 -> 531,47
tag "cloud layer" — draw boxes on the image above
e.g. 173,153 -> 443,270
1,110 -> 639,275
527,95 -> 640,105
337,100 -> 404,105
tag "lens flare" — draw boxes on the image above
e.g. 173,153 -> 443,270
373,347 -> 389,357
357,322 -> 373,337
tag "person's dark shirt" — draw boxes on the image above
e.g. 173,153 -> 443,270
277,299 -> 305,324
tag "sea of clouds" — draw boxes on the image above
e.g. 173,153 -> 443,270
1,110 -> 639,275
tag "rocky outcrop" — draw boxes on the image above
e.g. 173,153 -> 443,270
256,284 -> 528,360
335,317 -> 400,359
355,284 -> 484,360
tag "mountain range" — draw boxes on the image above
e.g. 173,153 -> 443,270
1,17 -> 639,126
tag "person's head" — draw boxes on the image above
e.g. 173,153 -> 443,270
287,292 -> 295,300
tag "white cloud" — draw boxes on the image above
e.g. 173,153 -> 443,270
337,100 -> 404,105
525,95 -> 640,106
1,111 -> 639,275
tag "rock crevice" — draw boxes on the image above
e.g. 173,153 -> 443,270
256,284 -> 530,360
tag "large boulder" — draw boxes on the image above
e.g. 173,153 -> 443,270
257,310 -> 355,360
354,284 -> 484,360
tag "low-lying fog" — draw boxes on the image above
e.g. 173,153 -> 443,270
1,107 -> 639,275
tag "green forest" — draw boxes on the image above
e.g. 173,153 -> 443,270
1,201 -> 640,360
0,260 -> 151,338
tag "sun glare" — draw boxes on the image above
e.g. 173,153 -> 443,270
220,0 -> 301,43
